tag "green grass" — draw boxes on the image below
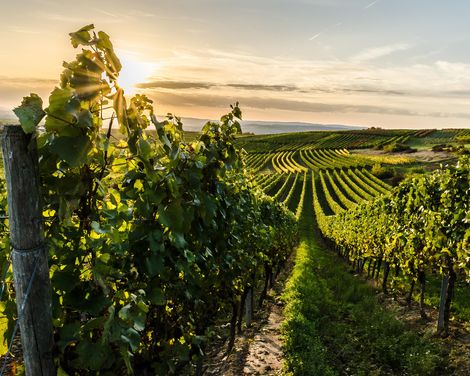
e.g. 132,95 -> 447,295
282,177 -> 446,375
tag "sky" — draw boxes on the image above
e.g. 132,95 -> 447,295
2,0 -> 470,129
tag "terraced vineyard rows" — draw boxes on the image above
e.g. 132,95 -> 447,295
250,145 -> 393,221
271,151 -> 308,173
237,128 -> 422,153
245,152 -> 272,172
246,148 -> 372,173
406,128 -> 470,146
324,170 -> 357,210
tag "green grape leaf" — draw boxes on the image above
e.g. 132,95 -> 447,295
76,109 -> 93,130
148,287 -> 165,305
75,340 -> 111,370
97,31 -> 122,75
45,87 -> 81,135
49,135 -> 92,167
158,201 -> 184,232
13,93 -> 45,134
144,254 -> 164,277
121,328 -> 140,352
69,24 -> 95,48
57,322 -> 80,352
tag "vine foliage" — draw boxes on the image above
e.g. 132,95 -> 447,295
313,157 -> 469,335
8,25 -> 298,374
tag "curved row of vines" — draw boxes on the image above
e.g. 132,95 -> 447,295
313,157 -> 469,335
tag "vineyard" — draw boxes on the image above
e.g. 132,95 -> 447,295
0,25 -> 468,376
243,140 -> 469,340
240,126 -> 469,374
237,128 -> 470,153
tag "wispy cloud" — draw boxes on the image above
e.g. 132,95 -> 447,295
148,47 -> 470,98
37,11 -> 121,24
309,22 -> 342,41
0,76 -> 58,109
138,81 -> 299,92
308,0 -> 382,42
144,90 -> 470,120
138,78 -> 406,96
351,43 -> 412,62
0,76 -> 57,86
128,10 -> 156,18
226,83 -> 298,92
410,48 -> 446,62
363,0 -> 381,10
137,81 -> 212,90
6,26 -> 41,34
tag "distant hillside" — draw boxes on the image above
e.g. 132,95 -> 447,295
180,117 -> 365,134
0,108 -> 15,124
1,109 -> 365,135
240,121 -> 365,134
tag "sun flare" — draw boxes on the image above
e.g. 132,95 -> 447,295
117,50 -> 158,95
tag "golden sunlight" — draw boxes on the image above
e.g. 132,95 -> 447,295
117,50 -> 158,95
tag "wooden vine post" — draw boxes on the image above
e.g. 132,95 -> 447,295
2,125 -> 54,375
245,287 -> 253,327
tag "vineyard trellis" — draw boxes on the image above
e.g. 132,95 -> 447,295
312,158 -> 470,336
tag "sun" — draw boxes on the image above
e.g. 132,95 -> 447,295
116,50 -> 158,95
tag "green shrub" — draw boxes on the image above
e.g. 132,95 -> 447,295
371,163 -> 393,179
383,142 -> 415,153
432,144 -> 447,151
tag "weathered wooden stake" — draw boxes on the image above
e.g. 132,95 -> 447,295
382,261 -> 390,294
418,270 -> 427,318
406,278 -> 415,307
437,269 -> 456,336
245,287 -> 253,327
2,125 -> 54,375
375,257 -> 382,279
437,276 -> 449,332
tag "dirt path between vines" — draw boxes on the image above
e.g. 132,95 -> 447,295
203,257 -> 294,375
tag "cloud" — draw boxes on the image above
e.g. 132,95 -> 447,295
137,81 -> 213,90
309,22 -> 342,41
6,26 -> 41,34
363,0 -> 381,10
137,78 -> 406,96
240,97 -> 420,117
94,8 -> 157,20
144,90 -> 470,120
435,60 -> 470,78
138,80 -> 299,92
4,47 -> 470,128
343,87 -> 405,96
0,77 -> 57,86
0,76 -> 57,109
136,73 -> 470,100
37,11 -> 122,24
226,83 -> 298,92
128,10 -> 156,18
444,90 -> 470,97
410,48 -> 446,62
351,43 -> 412,62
